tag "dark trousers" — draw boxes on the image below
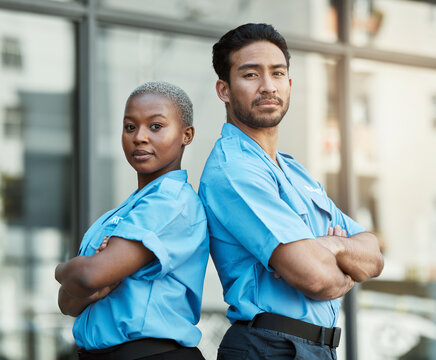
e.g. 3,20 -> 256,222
78,340 -> 205,360
217,322 -> 337,360
134,347 -> 204,360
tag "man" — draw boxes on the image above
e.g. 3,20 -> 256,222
199,23 -> 384,359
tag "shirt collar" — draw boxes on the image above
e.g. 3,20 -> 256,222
134,170 -> 187,197
221,123 -> 285,169
221,123 -> 266,156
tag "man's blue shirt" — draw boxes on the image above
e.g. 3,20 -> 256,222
199,124 -> 364,328
73,170 -> 209,350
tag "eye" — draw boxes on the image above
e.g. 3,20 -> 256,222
243,72 -> 257,79
273,71 -> 286,77
150,123 -> 163,131
124,124 -> 135,132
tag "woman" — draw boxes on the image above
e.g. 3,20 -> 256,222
55,81 -> 208,360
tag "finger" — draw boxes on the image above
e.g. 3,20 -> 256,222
342,229 -> 347,237
334,225 -> 342,236
100,236 -> 110,249
109,282 -> 121,291
273,272 -> 281,279
328,227 -> 334,236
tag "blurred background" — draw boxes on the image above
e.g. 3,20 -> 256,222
0,0 -> 435,359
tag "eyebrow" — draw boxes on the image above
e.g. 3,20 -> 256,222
237,63 -> 288,72
123,114 -> 168,121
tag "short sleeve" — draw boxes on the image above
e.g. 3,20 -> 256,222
200,158 -> 315,270
110,187 -> 207,280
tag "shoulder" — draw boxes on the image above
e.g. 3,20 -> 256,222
133,175 -> 201,209
202,136 -> 272,182
161,177 -> 207,221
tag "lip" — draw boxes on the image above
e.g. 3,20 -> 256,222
257,100 -> 280,105
254,98 -> 281,109
132,149 -> 154,161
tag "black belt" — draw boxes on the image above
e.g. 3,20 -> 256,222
236,312 -> 341,348
78,337 -> 182,360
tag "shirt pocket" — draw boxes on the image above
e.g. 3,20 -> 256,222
309,193 -> 332,222
278,183 -> 310,225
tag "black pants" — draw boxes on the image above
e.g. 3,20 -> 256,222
78,339 -> 205,360
217,322 -> 337,360
135,347 -> 204,360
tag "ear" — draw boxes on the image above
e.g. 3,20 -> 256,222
288,77 -> 292,88
182,126 -> 194,146
216,79 -> 231,103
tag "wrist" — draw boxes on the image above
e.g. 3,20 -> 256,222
55,263 -> 65,283
329,235 -> 345,256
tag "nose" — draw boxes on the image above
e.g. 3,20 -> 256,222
133,126 -> 149,144
259,74 -> 277,94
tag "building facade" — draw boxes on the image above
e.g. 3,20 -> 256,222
0,0 -> 436,359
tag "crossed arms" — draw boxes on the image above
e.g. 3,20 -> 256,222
55,236 -> 155,316
269,225 -> 384,301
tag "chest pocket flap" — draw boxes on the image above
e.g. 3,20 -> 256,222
309,192 -> 332,221
278,181 -> 308,217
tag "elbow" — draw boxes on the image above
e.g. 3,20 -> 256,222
353,253 -> 385,282
59,305 -> 81,318
58,289 -> 82,317
372,253 -> 384,278
64,263 -> 98,296
77,267 -> 100,292
367,252 -> 385,280
301,276 -> 339,301
58,303 -> 75,317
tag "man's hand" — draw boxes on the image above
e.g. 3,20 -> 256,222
317,226 -> 384,282
328,225 -> 347,237
316,225 -> 347,256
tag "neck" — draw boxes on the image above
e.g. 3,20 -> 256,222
227,117 -> 279,164
137,162 -> 182,190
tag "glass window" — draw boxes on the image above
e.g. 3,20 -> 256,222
279,53 -> 341,203
351,59 -> 436,359
352,0 -> 436,57
2,36 -> 23,69
99,0 -> 338,43
0,10 -> 75,360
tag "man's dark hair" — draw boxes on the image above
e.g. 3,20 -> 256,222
212,23 -> 290,84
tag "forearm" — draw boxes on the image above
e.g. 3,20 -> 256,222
270,240 -> 355,301
55,257 -> 98,298
58,286 -> 97,317
319,232 -> 384,282
55,237 -> 155,298
294,264 -> 355,301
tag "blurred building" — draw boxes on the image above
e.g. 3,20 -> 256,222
0,0 -> 435,359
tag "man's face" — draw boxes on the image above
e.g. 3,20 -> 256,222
225,41 -> 291,129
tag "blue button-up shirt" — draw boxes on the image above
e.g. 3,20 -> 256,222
73,170 -> 209,350
199,124 -> 364,328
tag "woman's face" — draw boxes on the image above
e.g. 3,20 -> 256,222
122,93 -> 192,188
